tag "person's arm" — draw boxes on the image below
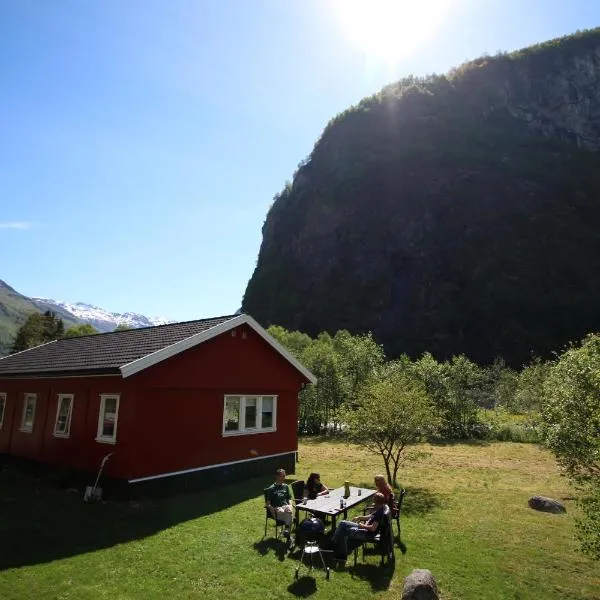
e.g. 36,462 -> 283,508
359,518 -> 379,532
317,483 -> 329,495
352,515 -> 369,523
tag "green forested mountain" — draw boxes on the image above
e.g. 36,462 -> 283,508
0,280 -> 79,356
243,28 -> 600,366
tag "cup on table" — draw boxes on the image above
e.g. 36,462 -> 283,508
358,488 -> 362,496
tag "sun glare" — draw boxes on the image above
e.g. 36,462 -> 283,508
333,0 -> 454,64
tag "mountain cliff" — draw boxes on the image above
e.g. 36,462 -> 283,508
242,28 -> 600,365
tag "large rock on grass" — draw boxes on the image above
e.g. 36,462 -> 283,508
402,569 -> 439,600
528,495 -> 566,513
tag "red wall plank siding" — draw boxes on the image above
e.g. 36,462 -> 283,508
127,324 -> 305,479
0,376 -> 135,479
0,323 -> 307,480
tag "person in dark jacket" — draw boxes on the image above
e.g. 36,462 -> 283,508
331,492 -> 388,560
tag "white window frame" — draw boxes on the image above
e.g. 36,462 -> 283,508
222,395 -> 277,437
20,393 -> 37,433
53,394 -> 74,438
96,394 -> 120,444
0,393 -> 6,430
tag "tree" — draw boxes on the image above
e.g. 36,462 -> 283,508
343,371 -> 437,486
10,311 -> 65,353
64,323 -> 99,338
514,356 -> 551,413
114,324 -> 133,332
541,334 -> 600,558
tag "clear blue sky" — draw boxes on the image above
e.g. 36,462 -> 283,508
1,0 -> 598,320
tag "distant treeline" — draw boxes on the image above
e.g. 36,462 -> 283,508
269,325 -> 553,440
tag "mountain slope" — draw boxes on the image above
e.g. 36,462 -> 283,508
0,280 -> 175,356
0,280 -> 80,356
242,28 -> 600,365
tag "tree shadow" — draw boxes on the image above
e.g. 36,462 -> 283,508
353,485 -> 442,518
401,486 -> 443,517
0,466 -> 272,571
429,438 -> 490,447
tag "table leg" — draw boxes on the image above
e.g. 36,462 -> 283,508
331,514 -> 337,530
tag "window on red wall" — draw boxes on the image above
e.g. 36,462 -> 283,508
97,394 -> 120,444
54,394 -> 74,438
0,393 -> 6,430
222,395 -> 277,436
20,393 -> 36,433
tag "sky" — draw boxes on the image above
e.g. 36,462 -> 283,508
1,0 -> 599,320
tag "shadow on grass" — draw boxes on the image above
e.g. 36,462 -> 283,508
353,485 -> 442,518
348,559 -> 395,591
429,438 -> 490,447
0,467 -> 272,571
287,575 -> 318,597
401,487 -> 443,516
252,538 -> 288,562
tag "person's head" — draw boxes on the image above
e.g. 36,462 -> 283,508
373,492 -> 386,507
307,472 -> 321,488
275,468 -> 286,484
374,475 -> 386,490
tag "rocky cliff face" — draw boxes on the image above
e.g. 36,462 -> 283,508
242,29 -> 600,365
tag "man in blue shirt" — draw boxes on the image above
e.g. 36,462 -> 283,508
331,492 -> 388,559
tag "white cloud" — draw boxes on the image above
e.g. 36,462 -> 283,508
0,221 -> 35,230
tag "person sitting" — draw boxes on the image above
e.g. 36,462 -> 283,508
264,468 -> 294,538
331,492 -> 389,560
374,474 -> 395,509
303,472 -> 329,500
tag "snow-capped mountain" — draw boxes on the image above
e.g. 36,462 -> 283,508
33,298 -> 175,333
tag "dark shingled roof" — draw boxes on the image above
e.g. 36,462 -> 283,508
0,315 -> 238,377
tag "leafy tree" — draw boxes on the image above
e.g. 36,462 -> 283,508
114,324 -> 133,331
439,355 -> 485,438
514,356 -> 551,413
481,358 -> 518,411
343,371 -> 437,485
541,334 -> 600,558
267,325 -> 312,358
10,311 -> 65,353
332,330 -> 385,403
64,323 -> 99,338
542,334 -> 600,484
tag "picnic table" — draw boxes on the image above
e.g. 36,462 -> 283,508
294,485 -> 375,531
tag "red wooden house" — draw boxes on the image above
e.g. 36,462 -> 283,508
0,314 -> 315,492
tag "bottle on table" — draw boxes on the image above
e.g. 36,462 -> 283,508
344,481 -> 350,498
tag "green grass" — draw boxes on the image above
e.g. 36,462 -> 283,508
1,440 -> 599,599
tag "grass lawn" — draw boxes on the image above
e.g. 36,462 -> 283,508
1,440 -> 599,599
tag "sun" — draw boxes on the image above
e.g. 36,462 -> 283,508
332,0 -> 454,63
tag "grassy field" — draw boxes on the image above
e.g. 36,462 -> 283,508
1,440 -> 599,599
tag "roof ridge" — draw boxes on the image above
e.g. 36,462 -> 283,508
0,338 -> 58,362
54,314 -> 240,341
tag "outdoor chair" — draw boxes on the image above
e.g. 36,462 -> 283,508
290,480 -> 305,503
392,489 -> 406,539
353,507 -> 395,567
364,488 -> 406,541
